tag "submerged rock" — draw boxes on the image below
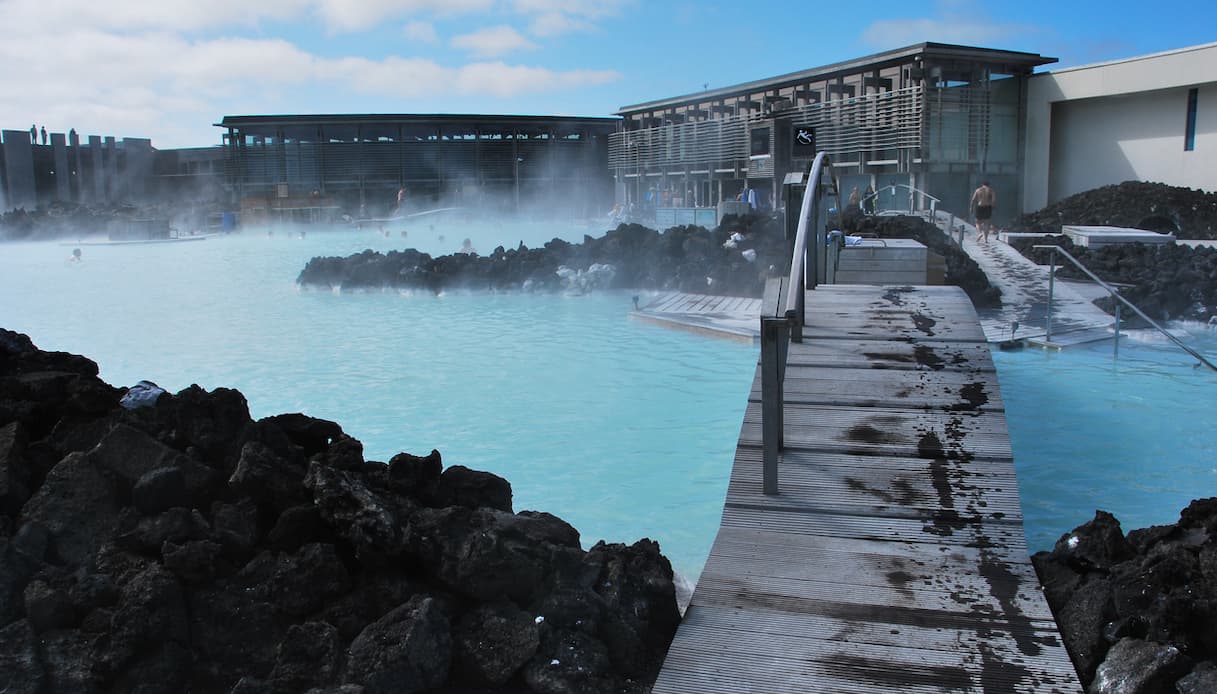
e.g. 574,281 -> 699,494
0,328 -> 681,693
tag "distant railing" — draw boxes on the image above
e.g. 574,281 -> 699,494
861,183 -> 940,216
759,152 -> 841,494
1033,244 -> 1217,371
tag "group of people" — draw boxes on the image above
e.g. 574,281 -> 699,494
29,125 -> 78,146
847,185 -> 877,215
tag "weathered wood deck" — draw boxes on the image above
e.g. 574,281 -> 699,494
653,284 -> 1081,693
631,292 -> 763,341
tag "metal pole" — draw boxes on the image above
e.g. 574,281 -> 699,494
760,317 -> 786,495
1114,304 -> 1121,360
1046,251 -> 1056,343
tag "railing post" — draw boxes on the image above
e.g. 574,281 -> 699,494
1046,251 -> 1056,343
1114,304 -> 1121,360
760,276 -> 788,496
761,316 -> 787,496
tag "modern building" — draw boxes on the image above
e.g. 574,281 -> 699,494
0,128 -> 225,212
214,114 -> 619,221
4,41 -> 1212,226
1022,42 -> 1217,213
609,43 -> 1057,226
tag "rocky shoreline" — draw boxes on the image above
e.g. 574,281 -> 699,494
1032,502 -> 1217,693
1006,182 -> 1217,322
297,216 -> 790,297
0,329 -> 680,693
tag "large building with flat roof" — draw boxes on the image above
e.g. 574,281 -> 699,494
215,114 -> 619,221
5,41 -> 1212,228
609,42 -> 1056,225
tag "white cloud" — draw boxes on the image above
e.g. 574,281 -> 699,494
403,20 -> 439,43
0,1 -> 624,147
1,0 -> 310,32
451,26 -> 539,58
312,0 -> 493,32
511,0 -> 630,19
454,62 -> 620,97
528,12 -> 593,37
859,1 -> 1040,49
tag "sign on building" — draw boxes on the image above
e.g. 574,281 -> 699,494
792,125 -> 816,159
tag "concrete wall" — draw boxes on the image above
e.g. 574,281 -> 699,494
1,130 -> 36,209
1023,42 -> 1217,213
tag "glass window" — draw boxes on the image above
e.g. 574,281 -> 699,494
1185,88 -> 1198,152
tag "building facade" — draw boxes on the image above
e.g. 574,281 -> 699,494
0,129 -> 225,212
215,114 -> 619,221
610,43 -> 1055,225
1022,42 -> 1217,213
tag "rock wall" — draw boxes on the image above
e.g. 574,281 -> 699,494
1007,236 -> 1217,322
297,217 -> 789,297
0,329 -> 680,693
1032,502 -> 1217,693
1012,182 -> 1217,239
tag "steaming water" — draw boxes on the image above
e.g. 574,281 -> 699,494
2,223 -> 1217,580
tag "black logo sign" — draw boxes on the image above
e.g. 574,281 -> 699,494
792,126 -> 816,157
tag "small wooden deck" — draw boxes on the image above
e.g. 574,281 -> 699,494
631,292 -> 763,341
653,284 -> 1080,693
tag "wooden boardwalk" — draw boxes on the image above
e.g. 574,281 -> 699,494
631,292 -> 763,341
653,284 -> 1081,693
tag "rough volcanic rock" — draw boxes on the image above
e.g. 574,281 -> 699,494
297,216 -> 790,297
0,327 -> 681,693
1012,181 -> 1217,238
1032,500 -> 1217,690
1006,181 -> 1217,322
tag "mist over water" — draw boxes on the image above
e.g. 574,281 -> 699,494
0,223 -> 757,582
8,220 -> 1215,576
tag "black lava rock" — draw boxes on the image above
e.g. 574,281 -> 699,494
0,327 -> 681,693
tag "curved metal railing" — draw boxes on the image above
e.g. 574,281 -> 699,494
760,152 -> 841,494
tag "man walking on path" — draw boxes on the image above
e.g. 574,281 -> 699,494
971,181 -> 996,242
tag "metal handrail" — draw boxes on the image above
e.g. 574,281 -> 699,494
760,152 -> 841,495
1032,244 -> 1217,371
860,183 -> 940,215
784,152 -> 840,335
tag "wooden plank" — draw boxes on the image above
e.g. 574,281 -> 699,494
747,364 -> 1006,411
655,284 -> 1081,693
726,447 -> 1025,522
737,401 -> 1016,461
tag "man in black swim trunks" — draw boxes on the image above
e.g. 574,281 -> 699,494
970,181 -> 996,242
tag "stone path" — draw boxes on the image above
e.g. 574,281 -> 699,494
925,211 -> 1114,345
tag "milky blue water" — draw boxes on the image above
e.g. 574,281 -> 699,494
0,225 -> 756,583
3,225 -> 1216,579
995,327 -> 1217,550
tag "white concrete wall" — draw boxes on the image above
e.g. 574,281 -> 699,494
1023,42 -> 1217,213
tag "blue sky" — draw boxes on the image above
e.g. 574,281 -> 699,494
2,0 -> 1213,149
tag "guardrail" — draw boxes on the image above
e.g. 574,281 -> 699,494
1033,244 -> 1217,371
760,152 -> 841,494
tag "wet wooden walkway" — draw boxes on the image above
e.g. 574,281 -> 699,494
631,292 -> 763,341
653,284 -> 1081,693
